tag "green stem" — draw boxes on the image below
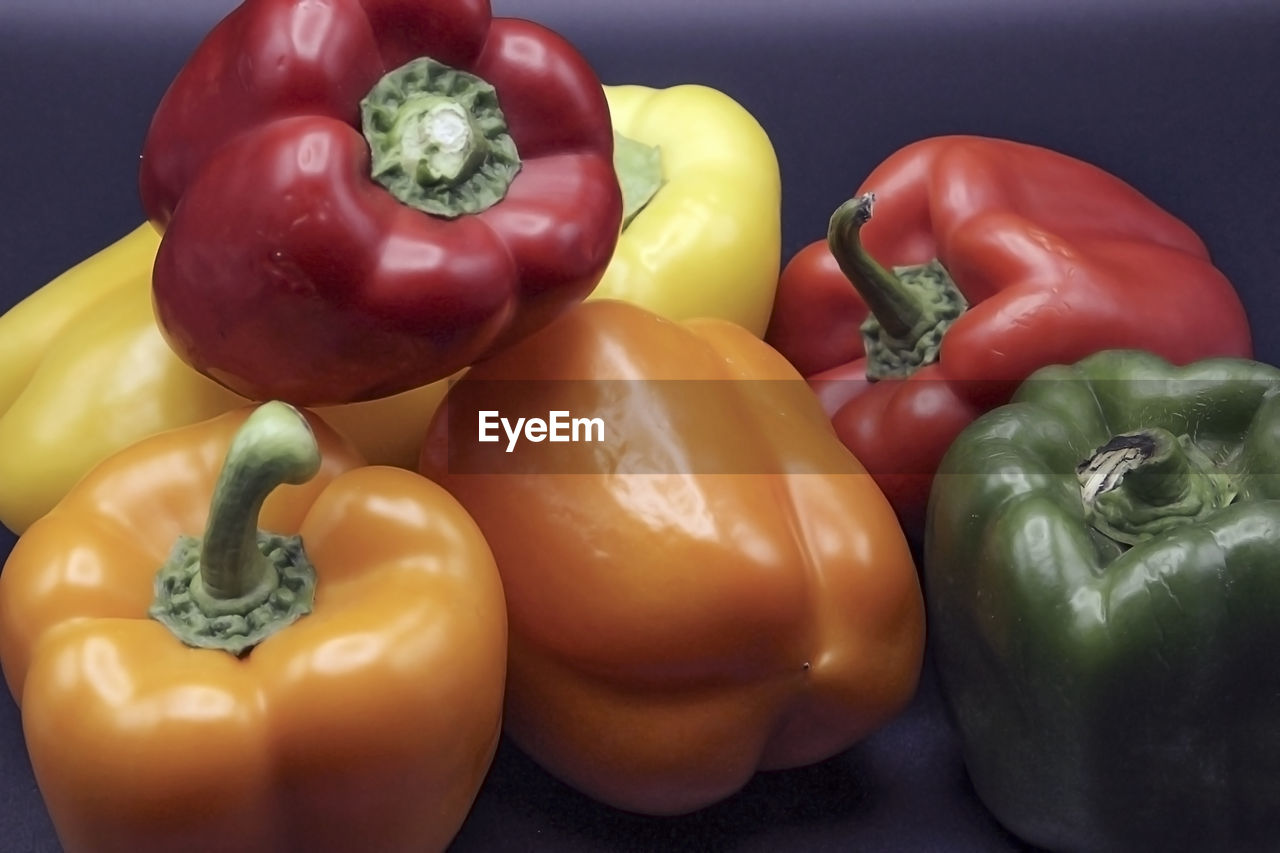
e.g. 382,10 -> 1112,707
196,403 -> 320,608
361,56 -> 521,218
827,194 -> 967,380
828,194 -> 921,339
1077,428 -> 1237,546
149,402 -> 321,656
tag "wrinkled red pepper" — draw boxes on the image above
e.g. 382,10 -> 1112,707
765,135 -> 1253,534
139,0 -> 622,406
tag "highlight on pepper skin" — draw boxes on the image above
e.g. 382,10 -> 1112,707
0,404 -> 509,853
927,350 -> 1280,853
139,0 -> 624,406
1,1 -> 1272,851
765,135 -> 1253,535
420,300 -> 926,816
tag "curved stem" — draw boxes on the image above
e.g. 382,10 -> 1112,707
1077,428 -> 1237,546
828,194 -> 924,340
149,402 -> 322,656
1113,439 -> 1194,506
827,193 -> 968,381
196,402 -> 320,609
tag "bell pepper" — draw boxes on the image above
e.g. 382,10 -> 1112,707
595,84 -> 781,335
419,299 -> 924,815
764,135 -> 1253,534
0,223 -> 161,412
0,402 -> 507,853
0,228 -> 455,535
139,0 -> 622,405
925,349 -> 1280,852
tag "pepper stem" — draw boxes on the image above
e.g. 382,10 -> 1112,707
827,193 -> 968,380
149,402 -> 322,656
197,402 -> 320,606
1076,428 -> 1237,546
361,56 -> 521,219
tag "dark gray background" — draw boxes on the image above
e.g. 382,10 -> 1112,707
2,1 -> 1278,850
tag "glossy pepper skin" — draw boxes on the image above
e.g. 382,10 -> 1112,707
139,0 -> 622,405
926,350 -> 1280,853
765,135 -> 1253,535
594,84 -> 781,335
420,299 -> 924,816
0,404 -> 507,853
0,227 -> 455,534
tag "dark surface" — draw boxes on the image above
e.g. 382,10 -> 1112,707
1,0 -> 1278,850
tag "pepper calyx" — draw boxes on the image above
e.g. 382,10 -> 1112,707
1076,427 -> 1238,546
151,533 -> 316,657
827,193 -> 967,381
613,131 -> 664,231
361,57 -> 521,218
149,402 -> 321,657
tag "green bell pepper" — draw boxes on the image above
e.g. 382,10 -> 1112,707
925,349 -> 1280,853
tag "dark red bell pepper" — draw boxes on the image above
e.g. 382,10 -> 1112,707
139,0 -> 622,405
765,135 -> 1252,534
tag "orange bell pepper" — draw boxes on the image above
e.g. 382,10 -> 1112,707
0,403 -> 507,853
419,299 -> 924,815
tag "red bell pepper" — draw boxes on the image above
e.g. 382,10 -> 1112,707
139,0 -> 622,406
765,135 -> 1252,534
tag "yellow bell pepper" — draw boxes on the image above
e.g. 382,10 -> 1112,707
0,227 -> 453,534
593,84 -> 782,336
0,86 -> 776,534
